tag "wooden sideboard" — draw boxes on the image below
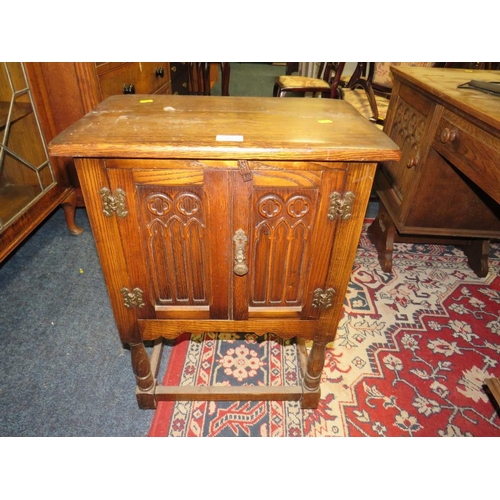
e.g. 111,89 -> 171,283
49,95 -> 400,409
368,66 -> 500,277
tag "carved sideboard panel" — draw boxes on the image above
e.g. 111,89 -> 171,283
250,188 -> 318,308
381,97 -> 428,201
140,187 -> 208,307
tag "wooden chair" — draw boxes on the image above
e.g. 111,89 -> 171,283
188,63 -> 230,96
273,62 -> 346,98
339,62 -> 448,126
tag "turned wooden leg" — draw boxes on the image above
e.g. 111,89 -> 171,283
60,189 -> 84,235
368,204 -> 396,273
462,239 -> 490,277
301,340 -> 327,409
130,342 -> 157,409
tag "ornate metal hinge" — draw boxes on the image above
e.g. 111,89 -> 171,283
121,287 -> 145,309
99,187 -> 128,218
312,287 -> 336,309
328,191 -> 355,221
237,160 -> 253,182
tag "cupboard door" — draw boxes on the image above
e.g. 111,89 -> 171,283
232,166 -> 346,320
107,166 -> 231,321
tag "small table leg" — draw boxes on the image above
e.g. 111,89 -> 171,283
461,239 -> 490,277
367,203 -> 396,273
60,189 -> 84,236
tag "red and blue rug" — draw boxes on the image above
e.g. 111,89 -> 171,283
149,221 -> 500,436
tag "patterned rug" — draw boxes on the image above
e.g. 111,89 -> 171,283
149,221 -> 500,437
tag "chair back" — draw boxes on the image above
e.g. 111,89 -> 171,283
370,62 -> 446,96
324,63 -> 346,98
341,62 -> 449,125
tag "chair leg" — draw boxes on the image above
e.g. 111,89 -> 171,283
364,81 -> 379,122
220,63 -> 230,96
350,80 -> 379,122
201,63 -> 211,95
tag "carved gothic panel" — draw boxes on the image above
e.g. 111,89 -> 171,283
250,189 -> 318,308
139,187 -> 207,306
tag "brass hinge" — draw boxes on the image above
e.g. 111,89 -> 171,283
99,187 -> 128,218
312,287 -> 336,309
328,191 -> 355,221
121,287 -> 145,309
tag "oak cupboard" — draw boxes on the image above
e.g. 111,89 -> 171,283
49,95 -> 400,409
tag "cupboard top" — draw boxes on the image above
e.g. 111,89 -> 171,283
49,95 -> 400,163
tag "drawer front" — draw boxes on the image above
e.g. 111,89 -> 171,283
97,62 -> 170,98
434,109 -> 500,203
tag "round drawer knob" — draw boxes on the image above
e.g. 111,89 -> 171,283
155,67 -> 164,78
440,127 -> 457,144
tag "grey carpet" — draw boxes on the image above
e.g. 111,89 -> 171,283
0,209 -> 156,436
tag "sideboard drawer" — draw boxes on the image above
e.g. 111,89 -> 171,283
434,108 -> 500,202
97,62 -> 170,98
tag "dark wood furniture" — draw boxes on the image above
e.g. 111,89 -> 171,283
0,63 -> 81,262
188,63 -> 230,96
49,95 -> 399,409
170,62 -> 190,95
368,66 -> 500,277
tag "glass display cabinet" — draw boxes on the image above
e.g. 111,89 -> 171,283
0,62 -> 80,262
